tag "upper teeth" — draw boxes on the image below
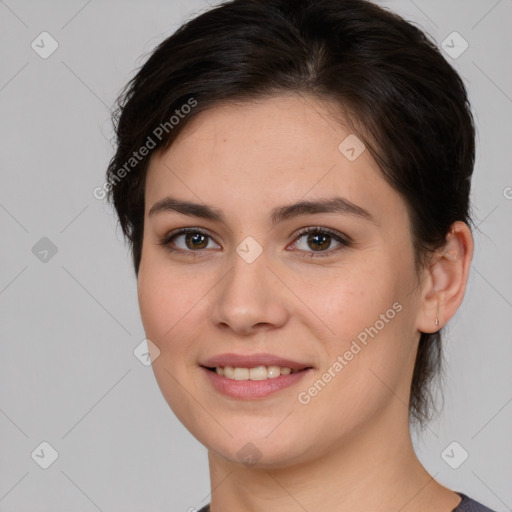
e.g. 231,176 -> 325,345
216,366 -> 294,380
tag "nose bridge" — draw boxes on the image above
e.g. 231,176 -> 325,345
222,245 -> 271,310
210,242 -> 288,332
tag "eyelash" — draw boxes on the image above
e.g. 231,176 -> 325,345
293,226 -> 351,257
158,226 -> 351,259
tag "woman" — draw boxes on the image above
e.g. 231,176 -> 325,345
105,1 -> 497,510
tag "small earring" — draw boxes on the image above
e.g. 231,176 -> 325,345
435,317 -> 439,327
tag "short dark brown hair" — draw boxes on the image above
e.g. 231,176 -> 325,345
106,0 -> 476,429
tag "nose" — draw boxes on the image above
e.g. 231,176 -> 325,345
210,248 -> 290,335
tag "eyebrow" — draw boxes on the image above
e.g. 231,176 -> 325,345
148,195 -> 375,226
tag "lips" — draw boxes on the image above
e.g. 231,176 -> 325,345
200,353 -> 313,372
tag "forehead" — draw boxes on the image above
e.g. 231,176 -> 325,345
144,94 -> 402,226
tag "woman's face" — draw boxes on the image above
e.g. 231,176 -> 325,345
138,94 -> 426,467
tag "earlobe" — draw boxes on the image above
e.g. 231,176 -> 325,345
416,221 -> 474,334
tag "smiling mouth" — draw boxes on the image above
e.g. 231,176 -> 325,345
201,364 -> 314,399
203,365 -> 312,380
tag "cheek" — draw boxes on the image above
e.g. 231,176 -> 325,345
301,260 -> 397,336
137,249 -> 205,347
299,256 -> 416,395
137,265 -> 171,344
137,255 -> 207,430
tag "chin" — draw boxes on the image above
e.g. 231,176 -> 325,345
212,439 -> 307,469
195,421 -> 316,469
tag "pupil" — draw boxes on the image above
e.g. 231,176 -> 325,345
187,233 -> 207,250
309,233 -> 329,251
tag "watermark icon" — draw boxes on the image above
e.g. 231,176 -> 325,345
32,237 -> 58,263
441,31 -> 468,60
338,133 -> 366,161
236,236 -> 263,263
503,186 -> 512,200
31,31 -> 59,59
133,338 -> 161,366
93,97 -> 197,200
297,301 -> 403,405
31,441 -> 59,469
237,442 -> 262,467
441,441 -> 469,469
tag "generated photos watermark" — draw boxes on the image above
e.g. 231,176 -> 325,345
297,301 -> 403,405
93,97 -> 197,200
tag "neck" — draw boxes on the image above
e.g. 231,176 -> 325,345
206,400 -> 460,512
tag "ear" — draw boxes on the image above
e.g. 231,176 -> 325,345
416,221 -> 474,334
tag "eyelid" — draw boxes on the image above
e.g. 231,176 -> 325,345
291,225 -> 352,244
161,226 -> 217,242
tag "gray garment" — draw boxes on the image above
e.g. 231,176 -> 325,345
197,492 -> 498,512
451,493 -> 498,512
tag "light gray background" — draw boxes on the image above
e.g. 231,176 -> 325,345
1,0 -> 511,511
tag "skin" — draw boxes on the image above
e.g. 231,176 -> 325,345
137,94 -> 473,512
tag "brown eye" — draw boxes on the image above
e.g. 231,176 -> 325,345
305,232 -> 332,251
293,227 -> 350,257
183,232 -> 209,250
159,228 -> 220,255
